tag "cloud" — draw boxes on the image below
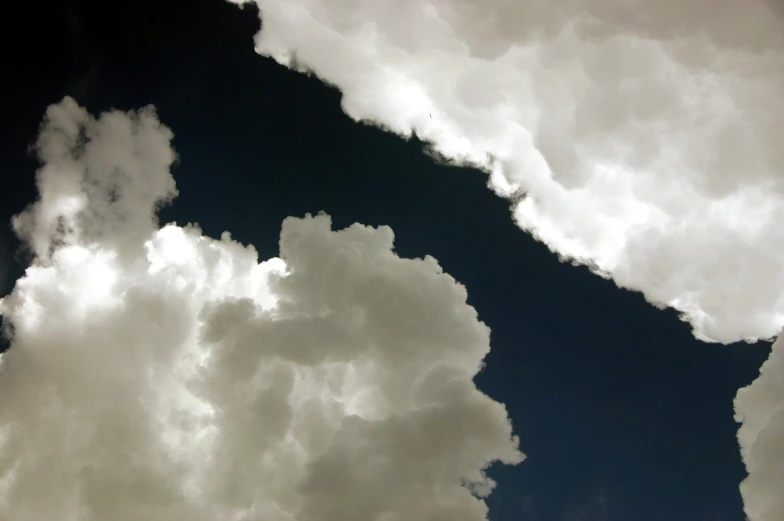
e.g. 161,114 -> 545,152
224,1 -> 784,519
227,0 -> 784,344
0,98 -> 522,521
735,335 -> 784,521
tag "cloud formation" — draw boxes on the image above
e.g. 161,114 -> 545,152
0,98 -> 522,520
227,0 -> 784,344
225,1 -> 784,519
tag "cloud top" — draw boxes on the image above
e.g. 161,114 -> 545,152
229,0 -> 784,344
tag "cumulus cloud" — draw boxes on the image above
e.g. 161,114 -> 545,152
227,0 -> 784,344
0,98 -> 522,521
224,1 -> 784,519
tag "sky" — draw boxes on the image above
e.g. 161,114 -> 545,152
0,0 -> 781,520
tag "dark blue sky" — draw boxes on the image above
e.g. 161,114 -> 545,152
1,1 -> 772,519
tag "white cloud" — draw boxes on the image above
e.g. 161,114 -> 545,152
0,98 -> 522,521
227,0 -> 784,344
225,1 -> 784,519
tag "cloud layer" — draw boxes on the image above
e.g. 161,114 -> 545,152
225,1 -> 784,519
0,98 -> 521,521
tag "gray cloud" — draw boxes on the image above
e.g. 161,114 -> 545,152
0,98 -> 521,520
735,335 -> 784,521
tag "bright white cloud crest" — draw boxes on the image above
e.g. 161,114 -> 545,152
0,98 -> 522,520
228,0 -> 784,345
225,1 -> 784,519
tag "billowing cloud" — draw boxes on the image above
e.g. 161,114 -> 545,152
224,1 -> 784,519
227,0 -> 784,344
0,98 -> 522,521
